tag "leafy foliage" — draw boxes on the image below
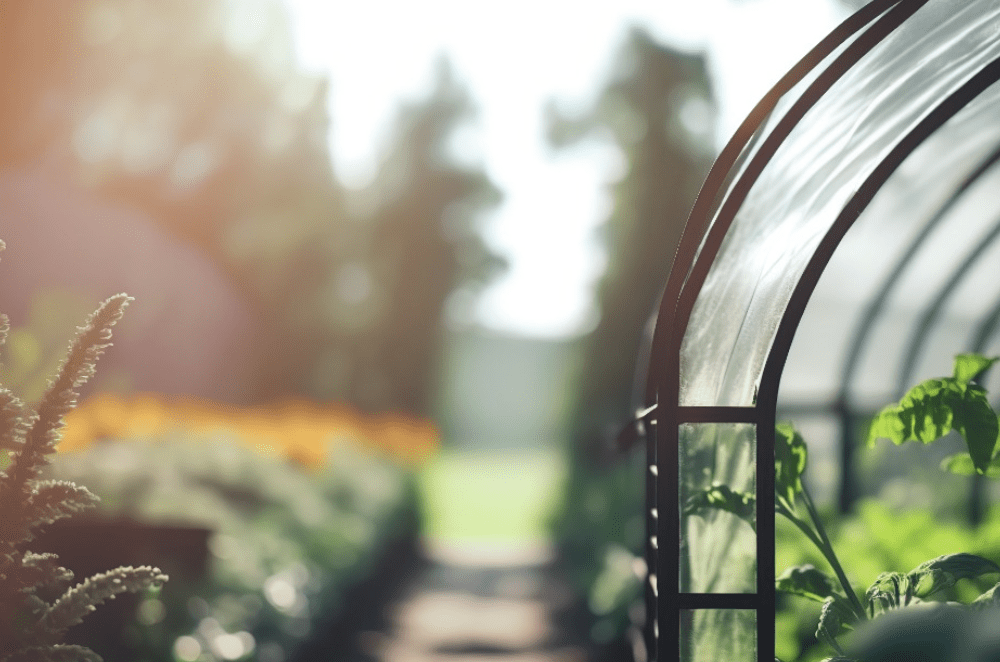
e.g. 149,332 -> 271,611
867,354 -> 999,474
776,565 -> 843,604
863,553 -> 1000,619
0,264 -> 167,662
47,430 -> 420,661
775,423 -> 808,515
692,353 -> 1000,661
683,483 -> 757,532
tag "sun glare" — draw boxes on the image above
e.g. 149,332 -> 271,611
283,0 -> 847,338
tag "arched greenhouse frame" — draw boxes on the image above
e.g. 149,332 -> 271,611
632,1 -> 1000,659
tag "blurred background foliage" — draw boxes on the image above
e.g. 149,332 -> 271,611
0,0 -> 720,657
2,0 -> 950,660
545,29 -> 715,647
0,0 -> 502,416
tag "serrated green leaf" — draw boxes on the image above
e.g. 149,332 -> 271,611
908,553 -> 1000,599
971,581 -> 1000,609
865,571 -> 911,617
941,452 -> 1000,477
817,596 -> 855,654
683,483 -> 756,532
952,353 -> 999,384
866,370 -> 999,474
775,423 -> 807,512
776,565 -> 842,603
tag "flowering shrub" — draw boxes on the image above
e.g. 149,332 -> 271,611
58,392 -> 440,467
48,433 -> 419,662
44,361 -> 439,660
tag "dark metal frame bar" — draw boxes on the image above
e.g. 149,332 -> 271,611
636,2 -> 1000,661
759,48 -> 1000,662
833,141 -> 1000,512
895,213 -> 1000,395
972,297 -> 1000,354
645,2 -> 918,659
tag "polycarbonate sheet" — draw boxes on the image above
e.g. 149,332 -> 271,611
679,423 -> 755,593
779,88 -> 1000,406
684,7 -> 884,286
680,0 -> 1000,406
680,609 -> 756,662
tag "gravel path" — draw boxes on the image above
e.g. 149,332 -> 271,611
364,540 -> 590,662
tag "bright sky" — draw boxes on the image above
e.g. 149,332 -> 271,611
285,0 -> 848,338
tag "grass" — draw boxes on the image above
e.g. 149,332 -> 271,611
417,447 -> 566,542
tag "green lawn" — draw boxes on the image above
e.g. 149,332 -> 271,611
417,447 -> 566,542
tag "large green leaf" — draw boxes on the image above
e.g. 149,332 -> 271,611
952,353 -> 999,384
816,595 -> 855,654
682,483 -> 756,532
775,423 -> 807,513
971,581 -> 1000,609
940,452 -> 1000,477
776,564 -> 842,603
907,553 -> 1000,599
866,356 -> 999,474
864,554 -> 1000,618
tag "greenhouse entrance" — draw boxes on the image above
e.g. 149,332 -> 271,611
629,1 -> 1000,660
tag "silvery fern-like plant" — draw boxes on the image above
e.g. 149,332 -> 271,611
0,240 -> 167,662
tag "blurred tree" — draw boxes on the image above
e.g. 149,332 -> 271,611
1,0 -> 339,258
324,59 -> 504,415
547,29 -> 715,642
550,27 -> 715,454
0,1 -> 503,416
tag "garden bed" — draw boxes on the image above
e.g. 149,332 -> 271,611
41,393 -> 437,662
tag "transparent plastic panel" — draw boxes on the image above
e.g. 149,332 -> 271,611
680,609 -> 756,662
780,89 -> 1000,406
679,423 -> 756,593
843,88 -> 1000,404
684,12 -> 873,287
680,0 -> 1000,406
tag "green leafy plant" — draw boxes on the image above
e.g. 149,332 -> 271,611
685,353 -> 1000,662
0,241 -> 167,662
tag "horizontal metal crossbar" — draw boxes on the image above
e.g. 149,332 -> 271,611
677,593 -> 759,610
675,406 -> 758,424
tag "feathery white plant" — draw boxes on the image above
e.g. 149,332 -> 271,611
0,239 -> 167,662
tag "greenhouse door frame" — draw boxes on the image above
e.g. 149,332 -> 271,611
638,0 -> 1000,660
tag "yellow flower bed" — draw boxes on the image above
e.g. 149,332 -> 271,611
59,392 -> 439,468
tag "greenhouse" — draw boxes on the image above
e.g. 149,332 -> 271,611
4,0 -> 1000,661
633,0 -> 1000,660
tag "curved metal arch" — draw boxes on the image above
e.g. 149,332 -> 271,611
643,2 -> 922,661
837,141 -> 1000,403
636,4 -> 906,657
895,212 -> 1000,395
643,0 -> 909,406
759,57 -> 1000,424
972,295 -> 1000,354
651,0 -> 928,408
828,141 -> 1000,511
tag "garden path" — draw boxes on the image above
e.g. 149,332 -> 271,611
365,540 -> 589,662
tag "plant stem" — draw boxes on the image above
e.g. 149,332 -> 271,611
775,501 -> 824,552
800,482 -> 866,620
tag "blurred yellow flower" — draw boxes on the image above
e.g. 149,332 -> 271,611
59,392 -> 439,467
